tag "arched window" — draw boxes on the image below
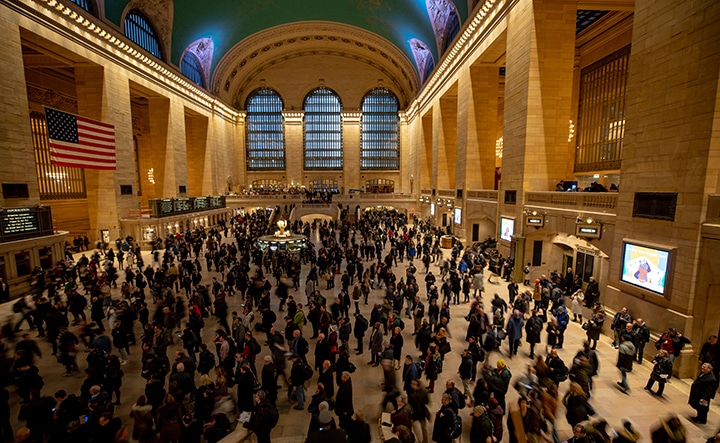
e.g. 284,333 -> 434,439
181,52 -> 204,87
361,88 -> 399,170
124,10 -> 163,59
304,88 -> 343,170
69,0 -> 94,14
246,88 -> 285,170
444,8 -> 461,52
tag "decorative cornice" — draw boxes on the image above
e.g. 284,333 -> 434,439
30,0 -> 238,122
405,0 -> 507,121
26,83 -> 78,113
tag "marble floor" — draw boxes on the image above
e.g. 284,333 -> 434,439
4,229 -> 718,443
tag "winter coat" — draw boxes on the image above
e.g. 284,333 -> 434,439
617,341 -> 636,372
571,292 -> 584,316
505,315 -> 524,341
130,403 -> 154,440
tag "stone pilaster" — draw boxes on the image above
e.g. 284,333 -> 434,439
0,19 -> 39,207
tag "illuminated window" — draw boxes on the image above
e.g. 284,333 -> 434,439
304,88 -> 343,170
30,111 -> 87,200
181,52 -> 204,87
246,89 -> 285,170
575,46 -> 630,172
361,88 -> 399,170
309,179 -> 339,194
69,0 -> 93,13
124,10 -> 163,59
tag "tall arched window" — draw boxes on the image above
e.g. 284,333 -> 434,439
181,52 -> 204,87
124,10 -> 163,59
246,88 -> 285,170
304,88 -> 343,170
361,88 -> 399,170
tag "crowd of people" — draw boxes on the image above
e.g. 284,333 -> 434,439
0,208 -> 718,443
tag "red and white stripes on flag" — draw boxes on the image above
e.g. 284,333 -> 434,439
44,107 -> 116,170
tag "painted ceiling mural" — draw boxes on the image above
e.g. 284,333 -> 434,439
103,0 -> 468,84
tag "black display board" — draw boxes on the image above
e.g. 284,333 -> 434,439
0,206 -> 53,242
148,196 -> 226,218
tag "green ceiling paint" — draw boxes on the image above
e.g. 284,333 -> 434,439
104,0 -> 468,76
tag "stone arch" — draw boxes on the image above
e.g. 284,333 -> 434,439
213,22 -> 419,110
121,0 -> 173,62
426,0 -> 462,54
180,37 -> 214,88
408,38 -> 435,84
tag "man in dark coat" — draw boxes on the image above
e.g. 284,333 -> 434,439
314,333 -> 331,370
317,360 -> 335,399
353,313 -> 368,354
689,362 -> 717,424
335,371 -> 354,431
369,322 -> 384,366
243,390 -> 279,443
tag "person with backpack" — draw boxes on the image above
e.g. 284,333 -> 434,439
432,393 -> 458,443
243,390 -> 279,443
470,405 -> 494,443
289,353 -> 309,410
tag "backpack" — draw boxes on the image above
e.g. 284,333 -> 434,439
455,388 -> 466,409
527,317 -> 542,335
449,411 -> 463,439
302,362 -> 314,382
266,404 -> 280,429
434,354 -> 444,374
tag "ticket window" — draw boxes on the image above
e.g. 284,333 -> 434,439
39,247 -> 53,270
15,252 -> 31,277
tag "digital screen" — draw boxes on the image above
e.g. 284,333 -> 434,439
621,242 -> 670,295
453,208 -> 462,225
430,203 -> 435,216
1,208 -> 39,236
500,217 -> 514,242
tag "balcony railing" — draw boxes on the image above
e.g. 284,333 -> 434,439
466,190 -> 499,201
525,191 -> 617,213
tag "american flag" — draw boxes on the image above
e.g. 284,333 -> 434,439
45,107 -> 116,170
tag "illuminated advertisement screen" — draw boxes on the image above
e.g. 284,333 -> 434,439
430,203 -> 435,216
500,217 -> 514,242
453,208 -> 462,225
621,242 -> 670,295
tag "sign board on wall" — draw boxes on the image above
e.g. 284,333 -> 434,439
575,224 -> 601,239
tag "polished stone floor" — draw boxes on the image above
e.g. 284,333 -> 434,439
4,228 -> 718,443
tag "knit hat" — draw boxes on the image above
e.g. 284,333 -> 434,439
473,405 -> 486,415
497,359 -> 506,368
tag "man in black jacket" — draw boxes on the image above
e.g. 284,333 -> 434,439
689,362 -> 718,424
289,354 -> 308,410
458,349 -> 474,400
335,371 -> 354,431
353,313 -> 368,355
244,390 -> 279,443
644,350 -> 673,397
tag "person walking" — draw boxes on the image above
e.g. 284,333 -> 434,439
644,350 -> 673,397
616,334 -> 636,394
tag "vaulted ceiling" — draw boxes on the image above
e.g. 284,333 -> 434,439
103,0 -> 468,73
